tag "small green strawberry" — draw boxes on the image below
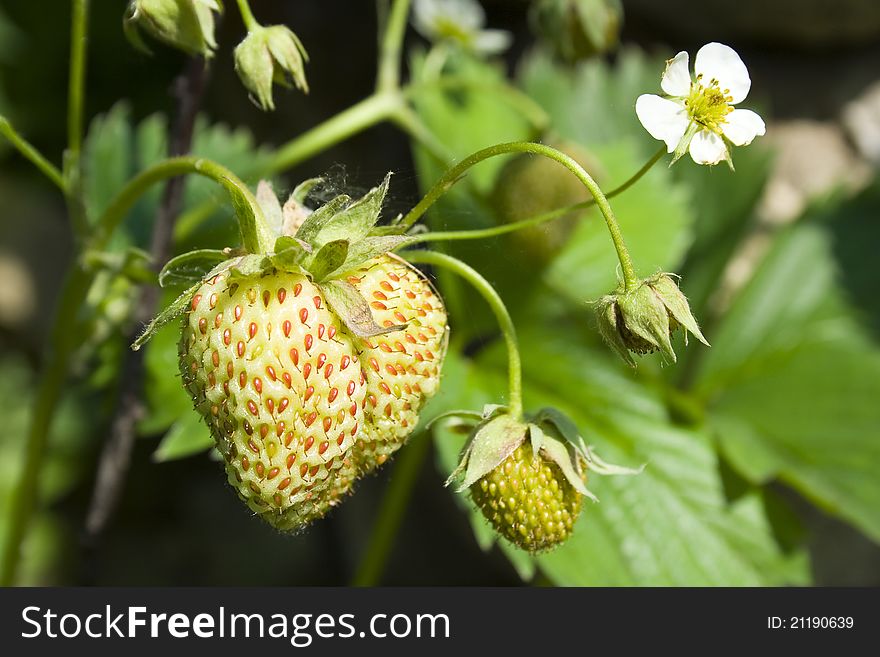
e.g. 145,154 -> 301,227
470,442 -> 583,553
138,174 -> 449,531
443,406 -> 642,553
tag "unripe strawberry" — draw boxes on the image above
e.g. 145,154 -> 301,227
347,255 -> 448,474
141,173 -> 449,531
470,442 -> 583,553
178,254 -> 447,529
445,407 -> 641,553
179,269 -> 367,529
490,140 -> 603,265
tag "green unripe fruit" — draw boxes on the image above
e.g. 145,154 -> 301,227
490,140 -> 602,266
470,443 -> 584,553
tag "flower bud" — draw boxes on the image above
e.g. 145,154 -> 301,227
596,273 -> 709,366
530,0 -> 622,63
234,25 -> 309,111
124,0 -> 222,57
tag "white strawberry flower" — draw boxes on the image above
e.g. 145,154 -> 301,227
412,0 -> 512,54
636,42 -> 766,167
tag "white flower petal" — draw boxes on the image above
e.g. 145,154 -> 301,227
635,94 -> 689,153
474,29 -> 512,54
661,51 -> 691,96
694,42 -> 750,104
721,108 -> 766,146
689,129 -> 727,164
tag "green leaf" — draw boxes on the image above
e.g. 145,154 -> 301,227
256,180 -> 283,237
295,194 -> 352,246
318,280 -> 404,338
458,414 -> 528,491
695,222 -> 880,542
158,249 -> 230,287
428,339 -> 809,586
312,172 -> 392,247
326,235 -> 418,279
309,239 -> 349,282
153,413 -> 214,462
132,282 -> 200,351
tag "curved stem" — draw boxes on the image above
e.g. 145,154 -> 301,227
0,117 -> 66,191
376,0 -> 411,94
405,250 -> 523,419
411,146 -> 666,246
92,156 -> 272,254
235,0 -> 260,31
400,142 -> 641,290
351,431 -> 430,586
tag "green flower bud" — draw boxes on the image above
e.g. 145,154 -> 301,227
124,0 -> 222,57
234,25 -> 309,112
596,273 -> 709,366
530,0 -> 623,63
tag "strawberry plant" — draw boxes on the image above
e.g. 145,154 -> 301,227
1,0 -> 878,587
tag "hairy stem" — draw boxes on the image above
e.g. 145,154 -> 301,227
404,250 -> 523,418
351,431 -> 430,586
235,0 -> 260,31
376,0 -> 411,93
410,146 -> 666,245
92,155 -> 270,254
401,142 -> 641,290
0,117 -> 66,191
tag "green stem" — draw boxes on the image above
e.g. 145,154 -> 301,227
174,92 -> 401,242
401,142 -> 641,290
259,92 -> 401,177
411,145 -> 666,246
65,0 -> 90,238
1,154 -> 268,584
92,156 -> 271,254
235,0 -> 260,31
405,250 -> 523,418
376,0 -> 411,93
0,266 -> 92,586
403,76 -> 550,132
0,117 -> 66,191
351,431 -> 430,586
391,105 -> 455,165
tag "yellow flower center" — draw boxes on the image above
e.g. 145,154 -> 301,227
684,74 -> 734,132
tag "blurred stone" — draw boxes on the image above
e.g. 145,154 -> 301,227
757,120 -> 871,224
0,250 -> 36,326
842,80 -> 880,166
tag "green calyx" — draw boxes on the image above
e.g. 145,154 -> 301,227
134,172 -> 420,350
596,272 -> 709,366
234,24 -> 309,111
124,0 -> 222,57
